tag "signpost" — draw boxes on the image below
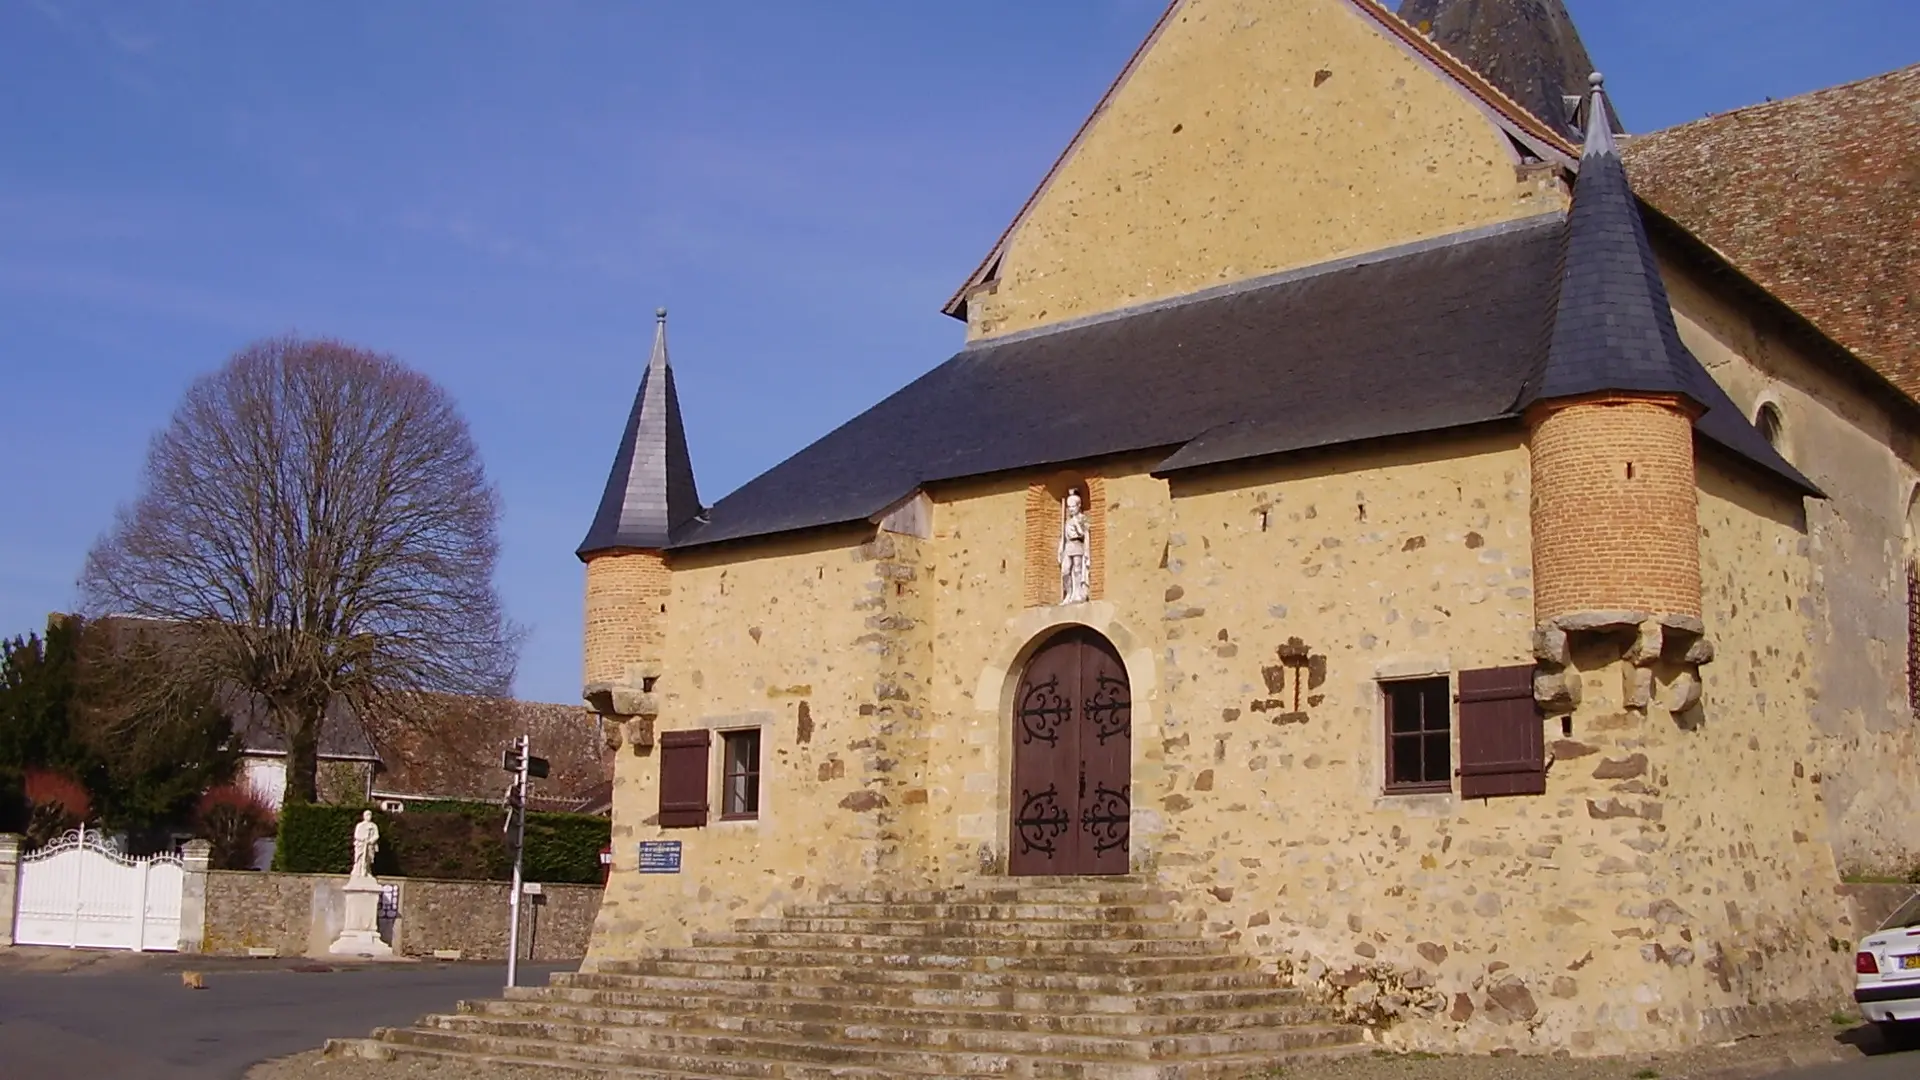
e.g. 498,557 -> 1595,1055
501,736 -> 550,989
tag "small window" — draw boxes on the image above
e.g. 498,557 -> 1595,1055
1756,402 -> 1785,453
1383,677 -> 1452,793
721,729 -> 761,819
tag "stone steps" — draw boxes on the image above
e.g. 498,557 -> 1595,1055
594,948 -> 1254,977
337,1032 -> 1365,1080
733,915 -> 1199,938
510,979 -> 1310,1016
690,930 -> 1231,956
340,879 -> 1369,1078
559,964 -> 1278,995
471,989 -> 1334,1035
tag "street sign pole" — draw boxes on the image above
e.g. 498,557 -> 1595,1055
505,734 -> 529,989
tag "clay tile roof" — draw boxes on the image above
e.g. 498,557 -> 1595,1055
369,695 -> 614,813
1622,65 -> 1920,400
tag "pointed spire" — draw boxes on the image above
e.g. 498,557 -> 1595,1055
1523,75 -> 1704,411
1398,0 -> 1615,137
576,307 -> 702,559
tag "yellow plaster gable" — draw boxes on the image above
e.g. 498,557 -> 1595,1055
966,0 -> 1568,340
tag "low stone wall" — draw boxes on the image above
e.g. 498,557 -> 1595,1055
205,870 -> 320,956
1840,883 -> 1918,935
392,879 -> 599,961
202,870 -> 601,959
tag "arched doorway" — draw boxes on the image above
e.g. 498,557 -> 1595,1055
1009,627 -> 1131,876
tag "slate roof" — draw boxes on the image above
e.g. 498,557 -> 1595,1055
1397,0 -> 1616,140
1523,79 -> 1703,409
1623,64 -> 1920,402
673,206 -> 1816,551
577,310 -> 702,557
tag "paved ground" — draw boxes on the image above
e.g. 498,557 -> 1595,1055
0,948 -> 569,1080
248,1018 -> 1917,1080
3,947 -> 1915,1080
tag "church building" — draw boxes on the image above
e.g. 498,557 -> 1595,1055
570,0 -> 1920,1056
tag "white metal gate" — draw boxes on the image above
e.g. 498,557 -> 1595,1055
13,828 -> 185,951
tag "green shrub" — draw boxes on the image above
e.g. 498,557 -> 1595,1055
270,800 -> 607,884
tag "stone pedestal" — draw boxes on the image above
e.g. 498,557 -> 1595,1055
328,875 -> 393,957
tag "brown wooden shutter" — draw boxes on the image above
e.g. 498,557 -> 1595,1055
658,729 -> 711,828
1456,665 -> 1545,799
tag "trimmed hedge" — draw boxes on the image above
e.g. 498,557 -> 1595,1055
271,801 -> 609,884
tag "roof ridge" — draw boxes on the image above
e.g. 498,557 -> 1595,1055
1631,61 -> 1920,141
965,212 -> 1566,351
1349,0 -> 1579,152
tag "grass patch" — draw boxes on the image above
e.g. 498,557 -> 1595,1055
1632,1070 -> 1660,1080
1831,1010 -> 1858,1026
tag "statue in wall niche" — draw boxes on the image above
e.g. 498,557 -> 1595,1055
350,810 -> 380,880
1059,489 -> 1091,605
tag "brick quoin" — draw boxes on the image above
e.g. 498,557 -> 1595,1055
583,551 -> 670,686
1527,394 -> 1702,620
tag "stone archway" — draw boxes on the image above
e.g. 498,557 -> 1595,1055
1008,626 -> 1131,876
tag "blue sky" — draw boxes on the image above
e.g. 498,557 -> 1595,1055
1,1 -> 1912,705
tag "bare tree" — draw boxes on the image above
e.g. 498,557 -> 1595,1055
80,336 -> 519,805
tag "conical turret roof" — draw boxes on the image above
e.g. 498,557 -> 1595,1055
1524,76 -> 1704,410
576,309 -> 702,558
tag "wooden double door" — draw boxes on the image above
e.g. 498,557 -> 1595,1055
1009,628 -> 1132,876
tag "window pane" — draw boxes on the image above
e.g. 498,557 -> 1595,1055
722,730 -> 761,816
1423,733 -> 1451,783
1391,735 -> 1422,787
1420,682 -> 1451,734
1387,684 -> 1420,733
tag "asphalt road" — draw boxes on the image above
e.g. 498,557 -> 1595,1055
1769,1051 -> 1920,1079
0,960 -> 571,1080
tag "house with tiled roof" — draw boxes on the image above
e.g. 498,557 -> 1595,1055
366,695 -> 613,815
487,0 -> 1919,1067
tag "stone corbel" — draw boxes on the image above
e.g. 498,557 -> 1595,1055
1531,612 -> 1713,717
584,658 -> 664,753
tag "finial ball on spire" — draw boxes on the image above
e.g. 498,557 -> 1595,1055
656,307 -> 668,320
1589,72 -> 1605,89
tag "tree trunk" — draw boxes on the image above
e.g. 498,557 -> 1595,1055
283,710 -> 321,806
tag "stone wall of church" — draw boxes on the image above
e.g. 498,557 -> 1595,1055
1661,249 -> 1920,876
586,526 -> 926,956
1145,432 -> 1851,1054
917,461 -> 1173,881
966,0 -> 1566,341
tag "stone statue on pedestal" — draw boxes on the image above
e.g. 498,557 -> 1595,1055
1058,489 -> 1090,605
329,810 -> 393,957
350,810 -> 379,880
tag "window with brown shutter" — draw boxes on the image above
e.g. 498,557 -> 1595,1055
658,728 -> 711,828
1456,665 -> 1545,799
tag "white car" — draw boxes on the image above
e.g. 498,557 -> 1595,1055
1856,891 -> 1920,1045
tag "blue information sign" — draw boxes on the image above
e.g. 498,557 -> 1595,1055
637,840 -> 682,874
